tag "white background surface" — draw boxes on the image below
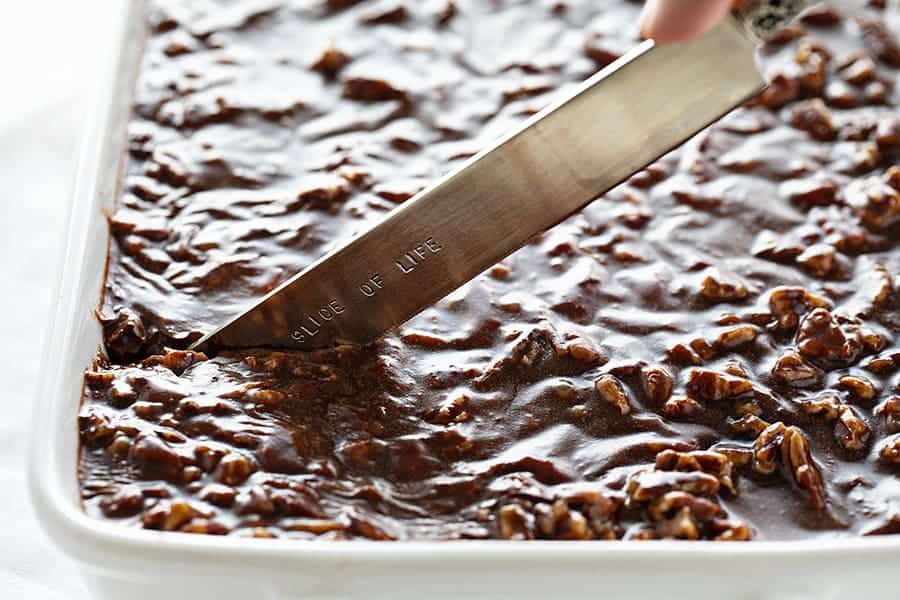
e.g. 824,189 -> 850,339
0,3 -> 111,598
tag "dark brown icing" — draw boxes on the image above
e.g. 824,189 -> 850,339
80,0 -> 900,540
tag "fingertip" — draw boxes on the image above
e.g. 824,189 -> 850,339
639,0 -> 734,44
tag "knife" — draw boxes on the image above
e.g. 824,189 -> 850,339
192,0 -> 812,353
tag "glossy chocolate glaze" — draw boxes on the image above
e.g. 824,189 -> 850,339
80,0 -> 900,540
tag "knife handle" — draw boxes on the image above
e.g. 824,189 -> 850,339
735,0 -> 815,42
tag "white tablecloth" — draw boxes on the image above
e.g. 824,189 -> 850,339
0,3 -> 110,598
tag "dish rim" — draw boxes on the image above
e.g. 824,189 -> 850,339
27,0 -> 900,573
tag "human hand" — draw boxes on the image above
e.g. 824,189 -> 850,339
639,0 -> 735,43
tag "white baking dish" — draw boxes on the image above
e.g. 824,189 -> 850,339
28,2 -> 900,599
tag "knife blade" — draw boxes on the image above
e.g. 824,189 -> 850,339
192,3 -> 810,353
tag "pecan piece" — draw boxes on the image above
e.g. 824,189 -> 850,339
834,406 -> 871,451
796,244 -> 848,280
594,375 -> 632,415
143,500 -> 212,531
129,433 -> 183,481
663,395 -> 705,419
216,454 -> 256,486
858,17 -> 900,67
627,469 -> 720,503
311,47 -> 350,78
498,504 -> 535,540
845,173 -> 900,231
753,422 -> 786,475
98,484 -> 144,518
798,392 -> 841,419
142,349 -> 207,375
796,309 -> 863,367
836,375 -> 877,402
699,268 -> 749,303
790,99 -> 837,141
535,500 -> 593,540
656,507 -> 701,540
874,396 -> 900,433
647,491 -> 724,522
640,365 -> 673,404
772,351 -> 823,388
655,449 -> 736,495
877,434 -> 900,465
668,343 -> 703,366
781,426 -> 827,510
686,369 -> 752,402
767,286 -> 831,331
710,519 -> 753,541
715,325 -> 759,350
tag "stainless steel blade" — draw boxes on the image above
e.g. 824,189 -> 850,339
193,16 -> 765,353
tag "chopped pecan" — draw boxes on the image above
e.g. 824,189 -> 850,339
796,244 -> 848,280
425,392 -> 471,425
781,178 -> 838,208
781,426 -> 827,510
566,339 -> 601,364
216,453 -> 256,486
877,434 -> 900,464
98,485 -> 144,518
790,99 -> 837,141
143,499 -> 212,531
343,76 -> 409,102
655,507 -> 700,540
129,433 -> 183,481
535,500 -> 593,540
640,365 -> 673,404
648,491 -> 724,522
840,54 -> 878,86
796,309 -> 863,367
834,405 -> 871,451
310,47 -> 350,78
180,519 -> 228,535
79,407 -> 117,449
511,326 -> 561,367
249,388 -> 286,407
699,268 -> 749,303
800,5 -> 843,26
858,17 -> 900,67
798,392 -> 841,419
594,375 -> 632,415
772,351 -> 823,388
862,352 -> 899,375
655,449 -> 736,495
759,72 -> 800,108
200,484 -> 238,508
767,286 -> 832,331
836,375 -> 877,402
627,469 -> 720,503
686,369 -> 753,402
753,422 -> 786,475
874,396 -> 900,433
663,395 -> 705,419
715,325 -> 759,350
668,343 -> 703,366
845,173 -> 900,231
794,42 -> 829,94
689,338 -> 717,361
497,504 -> 535,540
875,117 -> 900,149
709,519 -> 753,541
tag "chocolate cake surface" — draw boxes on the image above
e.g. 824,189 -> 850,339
79,0 -> 900,540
